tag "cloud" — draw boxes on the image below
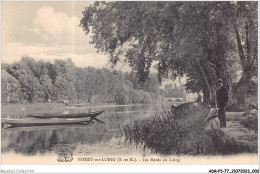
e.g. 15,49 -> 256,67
2,42 -> 111,69
30,6 -> 97,54
32,6 -> 87,46
64,53 -> 110,68
34,6 -> 79,36
2,42 -> 58,63
2,5 -> 113,69
33,27 -> 41,35
42,34 -> 49,41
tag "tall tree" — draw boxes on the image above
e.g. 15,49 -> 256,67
226,2 -> 258,109
80,1 -> 257,106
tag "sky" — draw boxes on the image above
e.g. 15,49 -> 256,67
1,1 -> 121,69
1,1 -> 185,87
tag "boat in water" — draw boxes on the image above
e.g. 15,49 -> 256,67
27,110 -> 105,119
2,110 -> 105,128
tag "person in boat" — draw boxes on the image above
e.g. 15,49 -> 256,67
204,99 -> 220,131
216,79 -> 229,128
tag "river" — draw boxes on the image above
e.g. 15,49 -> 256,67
1,104 -> 164,158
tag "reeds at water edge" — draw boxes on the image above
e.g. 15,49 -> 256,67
122,103 -> 256,155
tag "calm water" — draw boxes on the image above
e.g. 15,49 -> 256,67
1,104 -> 163,156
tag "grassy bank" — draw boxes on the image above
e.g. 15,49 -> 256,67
122,103 -> 257,155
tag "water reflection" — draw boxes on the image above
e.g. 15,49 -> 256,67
2,104 -> 162,156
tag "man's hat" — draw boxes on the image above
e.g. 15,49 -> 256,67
216,79 -> 223,84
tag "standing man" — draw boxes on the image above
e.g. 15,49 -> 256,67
216,79 -> 229,128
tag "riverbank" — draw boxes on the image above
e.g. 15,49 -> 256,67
222,112 -> 258,153
122,103 -> 258,155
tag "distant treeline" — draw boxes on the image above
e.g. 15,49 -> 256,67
163,84 -> 185,98
2,58 -> 162,105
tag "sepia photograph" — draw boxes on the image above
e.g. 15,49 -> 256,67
1,1 -> 258,172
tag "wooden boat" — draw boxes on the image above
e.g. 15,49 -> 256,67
27,110 -> 104,119
2,117 -> 92,128
2,124 -> 93,131
2,110 -> 105,128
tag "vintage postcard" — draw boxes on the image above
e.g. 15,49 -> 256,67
1,1 -> 258,173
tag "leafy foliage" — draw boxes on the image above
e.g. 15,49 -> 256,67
80,1 -> 257,106
4,57 -> 160,104
1,70 -> 21,104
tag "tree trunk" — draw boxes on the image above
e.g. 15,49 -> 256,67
227,83 -> 233,106
197,61 -> 216,101
233,23 -> 252,111
236,71 -> 250,110
202,88 -> 210,104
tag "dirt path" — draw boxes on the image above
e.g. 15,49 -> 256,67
221,112 -> 258,152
